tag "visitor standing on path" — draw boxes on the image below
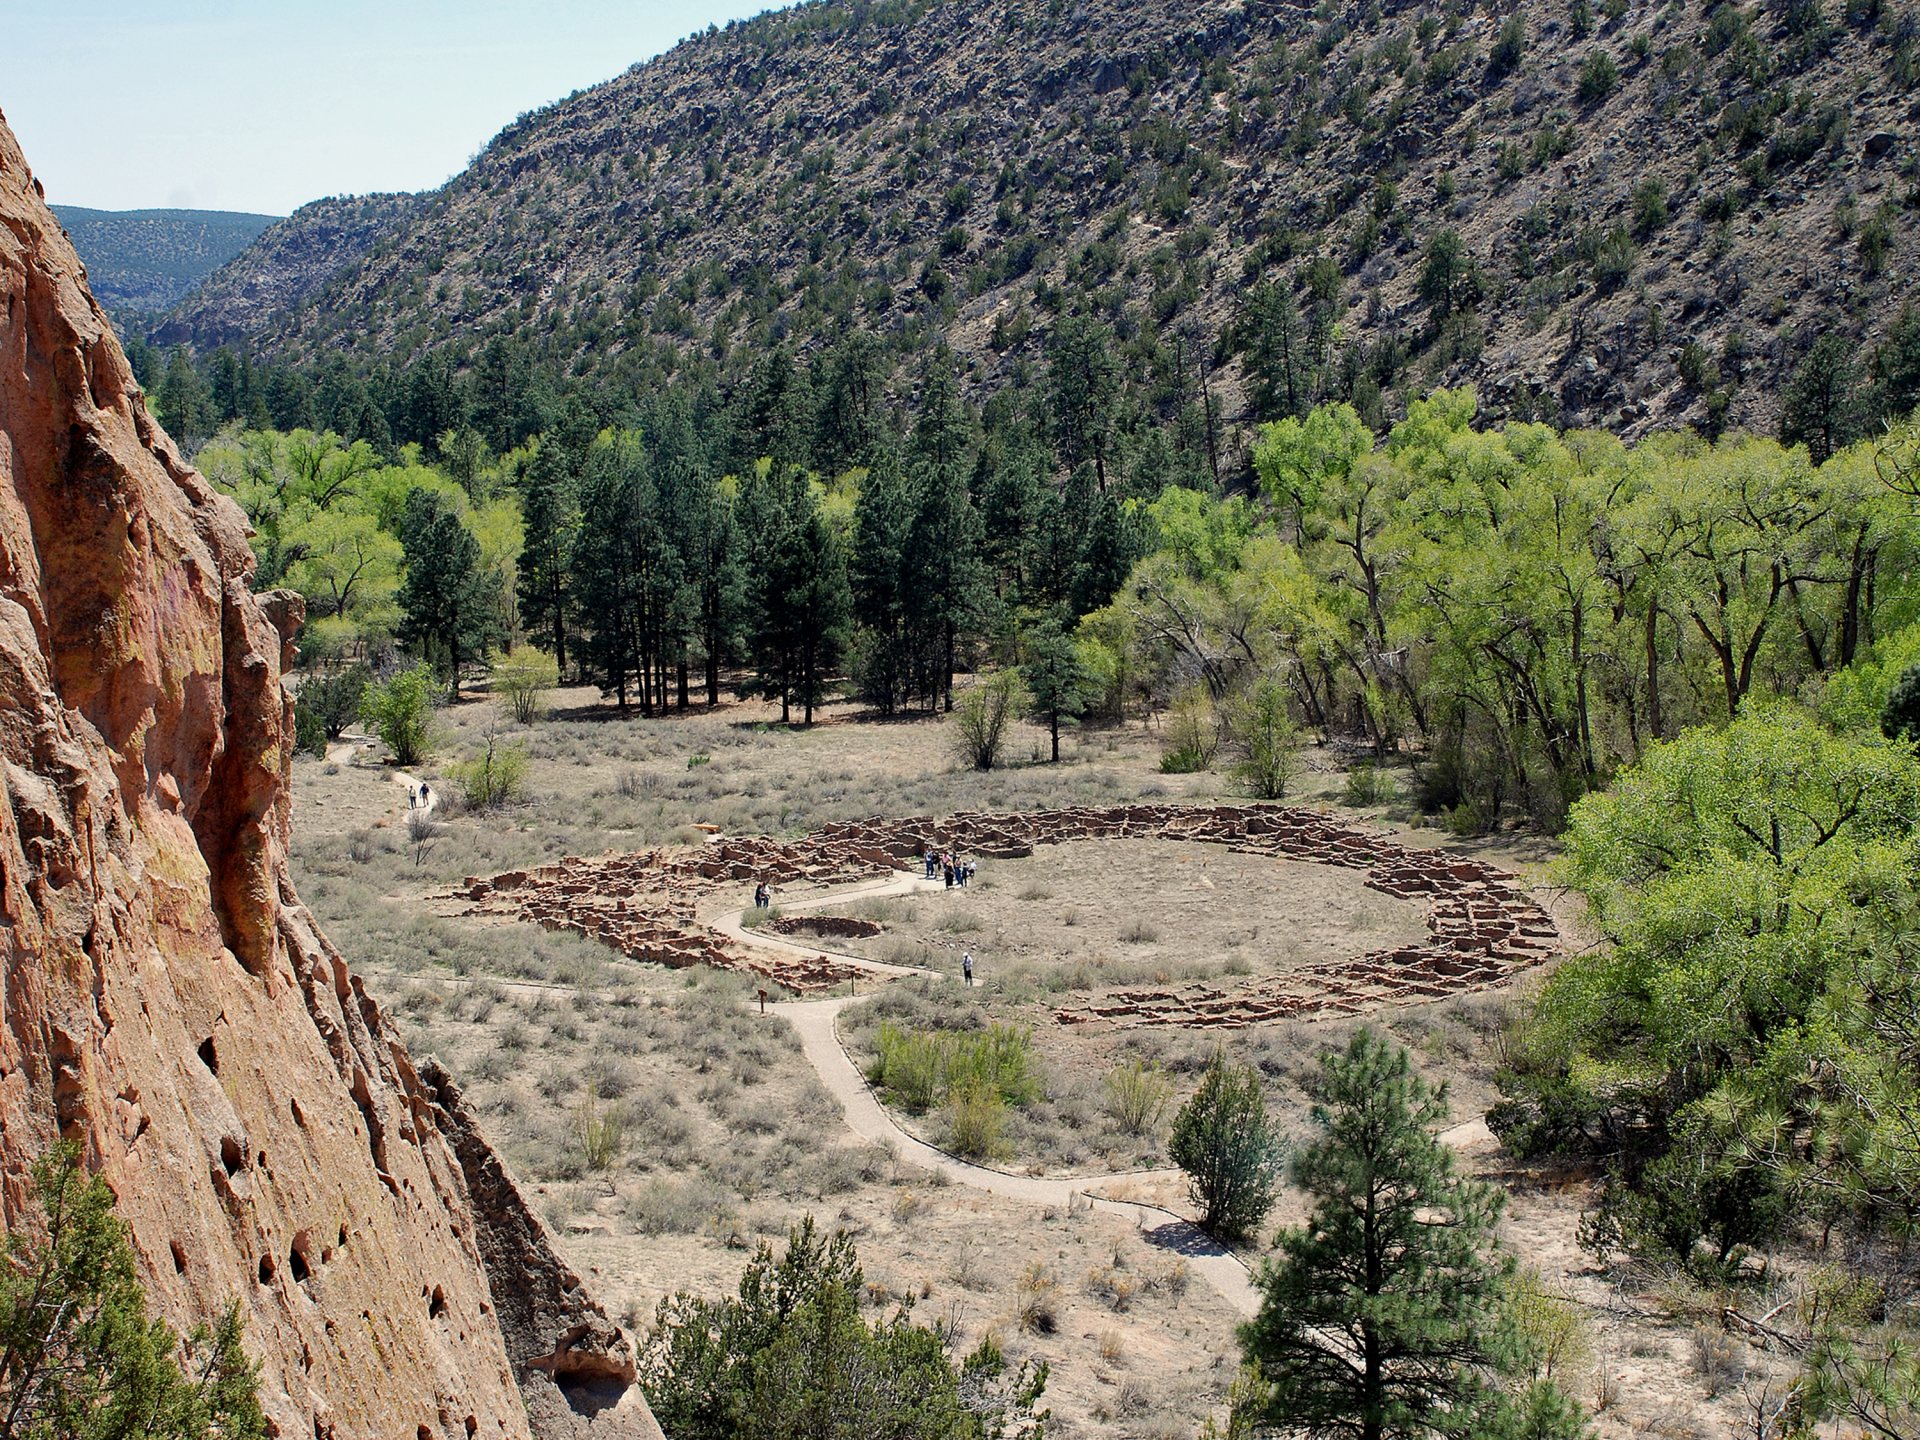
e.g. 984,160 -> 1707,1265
962,952 -> 974,986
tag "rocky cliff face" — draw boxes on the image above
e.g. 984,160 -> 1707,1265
0,111 -> 659,1440
159,0 -> 1917,437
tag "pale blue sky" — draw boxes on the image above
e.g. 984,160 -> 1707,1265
4,1 -> 794,215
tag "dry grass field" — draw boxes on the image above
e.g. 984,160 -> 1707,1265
287,680 -> 1796,1438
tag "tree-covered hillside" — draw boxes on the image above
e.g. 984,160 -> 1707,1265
159,0 -> 1918,445
52,206 -> 275,319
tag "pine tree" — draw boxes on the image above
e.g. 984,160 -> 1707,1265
154,348 -> 215,447
1047,315 -> 1119,490
811,329 -> 885,476
1243,1029 -> 1573,1440
1169,1050 -> 1286,1242
739,465 -> 850,724
1871,303 -> 1920,423
851,440 -> 931,714
1242,282 -> 1316,422
907,359 -> 988,711
517,435 -> 581,675
396,489 -> 492,699
572,431 -> 680,715
1780,331 -> 1869,464
0,1144 -> 266,1440
1022,613 -> 1097,762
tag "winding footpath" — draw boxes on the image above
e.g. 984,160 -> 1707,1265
713,873 -> 1264,1317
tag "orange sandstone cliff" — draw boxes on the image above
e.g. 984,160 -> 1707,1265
0,112 -> 660,1440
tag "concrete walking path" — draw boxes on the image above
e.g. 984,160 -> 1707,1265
716,870 -> 1264,1316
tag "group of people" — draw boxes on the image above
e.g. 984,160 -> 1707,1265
922,848 -> 976,889
752,881 -> 775,909
406,780 -> 432,810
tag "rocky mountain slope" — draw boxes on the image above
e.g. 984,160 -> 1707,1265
52,205 -> 276,319
0,112 -> 659,1440
161,0 -> 1917,436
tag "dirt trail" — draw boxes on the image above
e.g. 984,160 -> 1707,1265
327,737 -> 437,814
717,875 -> 1264,1316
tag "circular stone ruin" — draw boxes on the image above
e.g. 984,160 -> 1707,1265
448,804 -> 1562,1023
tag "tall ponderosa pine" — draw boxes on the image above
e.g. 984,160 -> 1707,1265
517,433 -> 582,675
739,465 -> 850,724
1781,331 -> 1871,464
907,359 -> 988,711
396,488 -> 493,698
1243,1029 -> 1572,1440
851,440 -> 940,714
1023,612 -> 1098,762
1047,315 -> 1119,491
811,329 -> 886,477
572,431 -> 683,714
650,390 -> 712,711
1242,281 -> 1317,423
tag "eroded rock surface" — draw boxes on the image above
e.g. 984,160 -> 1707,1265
0,111 -> 659,1440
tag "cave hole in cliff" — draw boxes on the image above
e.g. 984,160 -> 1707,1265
220,1136 -> 245,1176
289,1096 -> 306,1128
257,1253 -> 276,1285
289,1230 -> 313,1284
428,1285 -> 446,1319
463,1418 -> 476,1438
198,1035 -> 219,1074
554,1373 -> 629,1420
168,1240 -> 187,1274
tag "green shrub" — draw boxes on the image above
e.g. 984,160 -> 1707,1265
1160,685 -> 1220,773
1170,1050 -> 1285,1242
1227,680 -> 1303,800
640,1221 -> 1047,1438
951,671 -> 1026,771
577,1086 -> 627,1172
449,729 -> 531,810
946,1023 -> 1041,1106
1343,761 -> 1395,806
870,1021 -> 1039,1116
294,697 -> 328,758
492,646 -> 560,724
945,1079 -> 1008,1159
1103,1058 -> 1173,1136
0,1144 -> 266,1440
1577,50 -> 1619,103
360,663 -> 437,765
871,1024 -> 945,1111
1631,177 -> 1668,236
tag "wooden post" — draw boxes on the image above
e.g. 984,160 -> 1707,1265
757,988 -> 767,1015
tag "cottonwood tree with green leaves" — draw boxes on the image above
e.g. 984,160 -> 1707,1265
1495,709 -> 1920,1270
1244,1030 -> 1586,1440
0,1145 -> 265,1440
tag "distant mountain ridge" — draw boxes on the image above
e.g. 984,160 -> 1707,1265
53,205 -> 277,319
159,0 -> 1919,437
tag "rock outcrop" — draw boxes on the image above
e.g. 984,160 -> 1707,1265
0,111 -> 659,1440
